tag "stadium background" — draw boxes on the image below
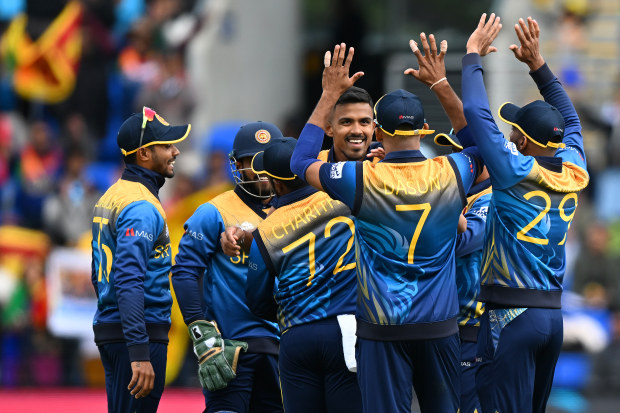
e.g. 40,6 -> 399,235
0,0 -> 619,411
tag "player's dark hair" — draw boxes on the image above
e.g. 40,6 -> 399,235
335,86 -> 373,108
123,152 -> 137,165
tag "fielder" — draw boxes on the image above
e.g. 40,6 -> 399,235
171,122 -> 283,413
91,107 -> 189,413
461,14 -> 589,412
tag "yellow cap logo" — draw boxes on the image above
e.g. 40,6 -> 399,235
255,129 -> 271,144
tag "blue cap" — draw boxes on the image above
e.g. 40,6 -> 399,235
117,107 -> 190,155
229,121 -> 284,160
434,132 -> 463,151
374,89 -> 434,136
499,100 -> 565,149
251,137 -> 297,180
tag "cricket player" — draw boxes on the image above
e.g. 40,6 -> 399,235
227,137 -> 360,412
92,107 -> 189,412
171,122 -> 283,413
461,15 -> 589,412
290,43 -> 482,413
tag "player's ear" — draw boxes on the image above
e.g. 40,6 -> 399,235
518,136 -> 528,151
137,147 -> 151,162
324,121 -> 334,138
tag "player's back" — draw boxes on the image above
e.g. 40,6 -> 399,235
355,155 -> 467,340
480,158 -> 588,308
255,190 -> 357,330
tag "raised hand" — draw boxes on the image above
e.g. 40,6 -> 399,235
466,13 -> 502,57
509,17 -> 545,71
322,43 -> 364,98
404,33 -> 448,88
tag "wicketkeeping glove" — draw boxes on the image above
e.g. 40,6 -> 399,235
188,320 -> 248,391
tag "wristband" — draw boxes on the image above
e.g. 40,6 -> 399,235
430,77 -> 447,90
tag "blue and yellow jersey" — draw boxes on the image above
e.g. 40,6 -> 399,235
462,55 -> 589,308
172,187 -> 279,343
246,187 -> 356,331
312,140 -> 480,341
91,164 -> 172,357
454,183 -> 491,340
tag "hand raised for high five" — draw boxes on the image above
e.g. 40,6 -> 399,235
466,13 -> 502,56
322,43 -> 364,98
509,17 -> 545,71
404,33 -> 448,89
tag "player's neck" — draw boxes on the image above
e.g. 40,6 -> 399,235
381,136 -> 420,154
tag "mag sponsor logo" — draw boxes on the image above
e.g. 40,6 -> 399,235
125,228 -> 153,241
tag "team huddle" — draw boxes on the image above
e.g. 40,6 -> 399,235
91,13 -> 589,413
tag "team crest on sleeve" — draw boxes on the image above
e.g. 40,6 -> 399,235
330,162 -> 345,179
255,130 -> 271,144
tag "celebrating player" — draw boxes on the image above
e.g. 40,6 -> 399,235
91,107 -> 190,412
229,137 -> 362,412
461,14 -> 589,413
290,43 -> 483,413
404,31 -> 490,412
318,85 -> 383,162
171,122 -> 283,413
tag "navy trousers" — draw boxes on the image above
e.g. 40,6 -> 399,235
460,340 -> 481,413
476,307 -> 563,413
202,352 -> 283,413
356,333 -> 460,413
98,342 -> 167,413
279,317 -> 362,413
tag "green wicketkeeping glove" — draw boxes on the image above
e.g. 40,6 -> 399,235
187,320 -> 248,391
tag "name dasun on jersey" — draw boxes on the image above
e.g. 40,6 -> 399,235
382,175 -> 442,196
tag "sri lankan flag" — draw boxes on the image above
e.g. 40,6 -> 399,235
1,1 -> 83,104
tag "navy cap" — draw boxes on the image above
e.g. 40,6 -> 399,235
434,132 -> 463,151
374,89 -> 435,136
117,106 -> 190,155
499,100 -> 566,149
251,137 -> 297,180
229,121 -> 284,160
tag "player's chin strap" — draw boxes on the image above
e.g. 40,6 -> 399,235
229,157 -> 274,199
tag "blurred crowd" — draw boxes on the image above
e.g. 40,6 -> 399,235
0,0 -> 619,402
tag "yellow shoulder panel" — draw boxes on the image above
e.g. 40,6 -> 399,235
95,179 -> 166,219
530,162 -> 589,193
209,190 -> 265,230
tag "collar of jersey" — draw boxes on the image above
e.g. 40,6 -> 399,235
121,164 -> 165,199
534,156 -> 563,173
380,149 -> 426,163
272,186 -> 317,208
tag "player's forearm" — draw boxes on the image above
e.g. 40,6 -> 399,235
290,123 -> 324,181
115,279 -> 150,361
170,269 -> 204,324
308,90 -> 341,130
530,63 -> 581,135
432,80 -> 467,133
